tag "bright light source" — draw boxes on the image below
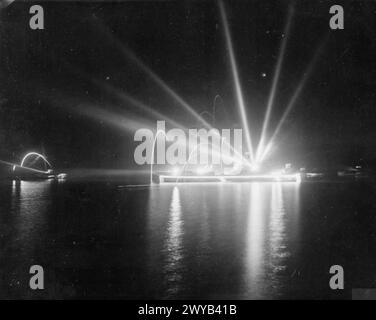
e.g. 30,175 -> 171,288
270,170 -> 283,176
196,166 -> 212,175
196,167 -> 206,175
250,163 -> 260,172
171,167 -> 181,176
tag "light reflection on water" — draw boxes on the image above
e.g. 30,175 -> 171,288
3,178 -> 374,299
146,182 -> 301,299
244,183 -> 266,298
4,175 -> 376,300
163,186 -> 184,297
11,180 -> 52,255
3,180 -> 302,299
268,182 -> 289,297
0,180 -> 53,298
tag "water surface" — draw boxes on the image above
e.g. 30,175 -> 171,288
0,179 -> 375,299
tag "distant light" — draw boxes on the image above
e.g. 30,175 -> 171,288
171,167 -> 181,176
270,169 -> 283,176
250,163 -> 260,172
261,73 -> 267,78
285,163 -> 292,169
196,167 -> 207,175
196,166 -> 212,175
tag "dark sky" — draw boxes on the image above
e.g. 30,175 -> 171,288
1,0 -> 376,169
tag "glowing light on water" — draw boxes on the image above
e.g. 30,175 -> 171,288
245,183 -> 265,293
269,182 -> 289,279
159,173 -> 300,184
164,186 -> 184,297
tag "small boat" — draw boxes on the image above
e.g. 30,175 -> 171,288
158,173 -> 301,184
9,152 -> 66,181
12,167 -> 55,180
11,167 -> 67,181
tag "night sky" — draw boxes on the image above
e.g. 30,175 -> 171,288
1,0 -> 376,169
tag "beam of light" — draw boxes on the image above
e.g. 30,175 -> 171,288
47,89 -> 153,134
92,78 -> 185,130
63,61 -> 186,130
0,159 -> 51,175
77,102 -> 153,133
52,92 -> 250,180
256,6 -> 294,162
219,1 -> 253,159
94,20 -> 212,129
51,91 -> 251,180
0,0 -> 15,9
63,61 -> 188,131
92,19 -> 252,168
259,37 -> 328,163
198,110 -> 214,123
219,0 -> 254,162
96,79 -> 251,168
